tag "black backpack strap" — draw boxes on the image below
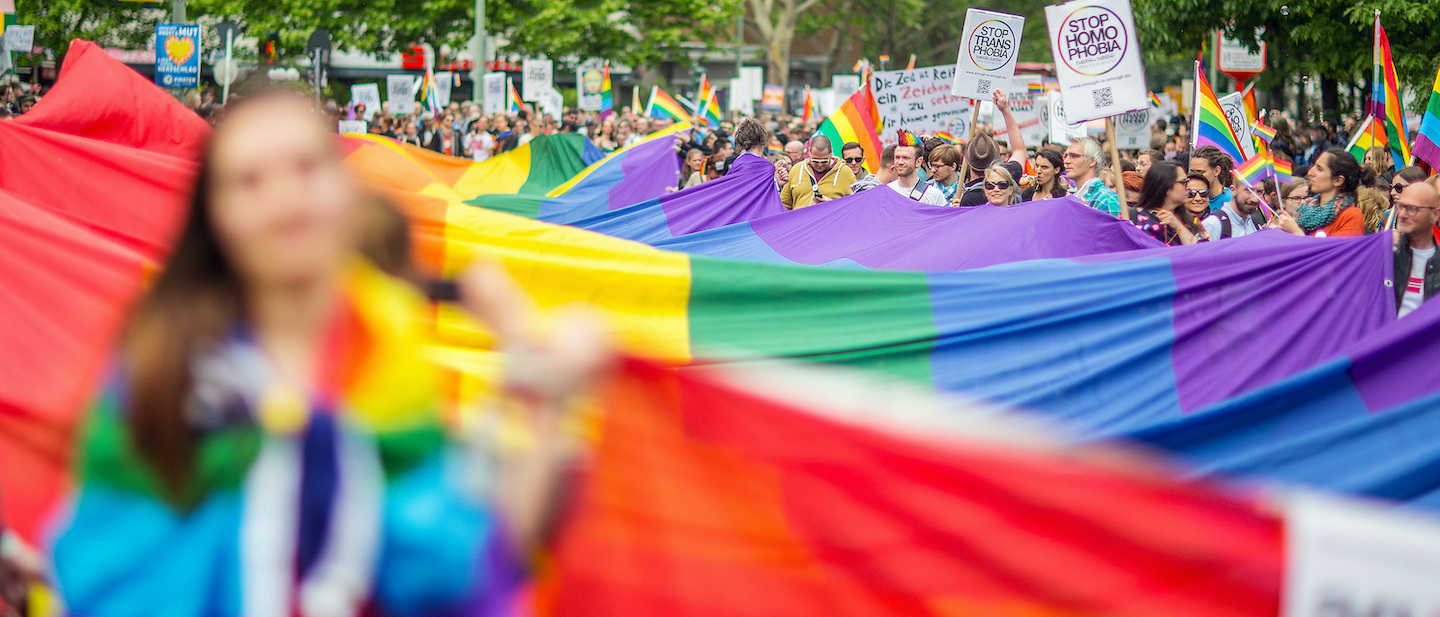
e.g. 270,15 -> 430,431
1218,214 -> 1232,239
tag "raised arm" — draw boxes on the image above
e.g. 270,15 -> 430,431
994,88 -> 1027,165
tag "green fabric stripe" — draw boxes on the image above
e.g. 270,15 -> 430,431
467,194 -> 543,218
515,134 -> 594,196
686,256 -> 937,384
373,423 -> 447,480
818,121 -> 843,156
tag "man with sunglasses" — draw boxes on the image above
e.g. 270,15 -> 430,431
841,142 -> 871,183
1393,182 -> 1440,318
780,135 -> 856,210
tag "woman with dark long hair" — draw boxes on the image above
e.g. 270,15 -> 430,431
1129,161 -> 1204,246
1274,147 -> 1372,237
49,92 -> 606,617
1022,147 -> 1068,201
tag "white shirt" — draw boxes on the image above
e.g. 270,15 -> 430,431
466,132 -> 494,162
887,179 -> 948,206
1201,204 -> 1260,240
1400,245 -> 1435,318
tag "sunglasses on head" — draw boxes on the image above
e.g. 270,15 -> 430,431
984,181 -> 1011,190
843,157 -> 865,163
1186,189 -> 1206,198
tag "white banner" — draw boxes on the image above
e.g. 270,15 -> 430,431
1043,93 -> 1088,144
1045,0 -> 1148,123
1113,106 -> 1151,149
482,73 -> 506,114
872,65 -> 974,149
337,120 -> 368,135
991,92 -> 1046,150
728,78 -> 753,115
350,83 -> 381,120
522,59 -> 552,102
832,74 -> 860,93
386,74 -> 416,116
435,72 -> 453,107
740,66 -> 764,100
1216,91 -> 1255,159
539,87 -> 564,121
1285,492 -> 1440,617
2,25 -> 35,52
952,9 -> 1025,100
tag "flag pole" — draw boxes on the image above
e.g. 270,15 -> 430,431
1371,9 -> 1381,163
1107,116 -> 1129,221
1190,61 -> 1201,151
957,98 -> 982,193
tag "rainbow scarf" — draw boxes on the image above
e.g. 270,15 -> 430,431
52,263 -> 516,617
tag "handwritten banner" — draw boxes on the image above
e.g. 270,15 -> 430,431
872,65 -> 974,149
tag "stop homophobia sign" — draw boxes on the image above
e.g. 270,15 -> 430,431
1044,0 -> 1148,123
951,8 -> 1025,100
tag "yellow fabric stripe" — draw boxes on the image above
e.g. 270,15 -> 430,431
434,200 -> 693,363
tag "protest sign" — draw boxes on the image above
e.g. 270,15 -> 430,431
522,59 -> 552,101
1113,106 -> 1151,148
539,88 -> 564,121
872,65 -> 974,148
832,74 -> 860,93
1285,492 -> 1440,617
578,63 -> 606,110
761,85 -> 785,110
991,92 -> 1046,148
1045,0 -> 1148,123
337,120 -> 367,135
2,25 -> 33,52
1217,91 -> 1255,158
740,67 -> 764,100
435,72 -> 453,107
1043,93 -> 1087,144
387,74 -> 416,115
952,9 -> 1025,100
153,23 -> 201,88
350,83 -> 381,120
729,78 -> 753,115
482,73 -> 506,114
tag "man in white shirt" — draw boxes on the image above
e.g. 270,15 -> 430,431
887,141 -> 947,206
1393,182 -> 1440,318
1203,177 -> 1263,240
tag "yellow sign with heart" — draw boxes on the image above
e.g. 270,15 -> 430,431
164,35 -> 194,66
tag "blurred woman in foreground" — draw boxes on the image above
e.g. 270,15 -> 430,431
49,92 -> 605,617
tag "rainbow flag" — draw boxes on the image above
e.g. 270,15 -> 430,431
1250,120 -> 1277,144
507,78 -> 523,113
1027,83 -> 1045,95
420,68 -> 441,114
1190,63 -> 1246,166
644,85 -> 692,122
544,356 -> 1286,617
767,140 -> 783,156
1273,156 -> 1293,184
693,74 -> 714,116
904,53 -> 916,70
1412,59 -> 1440,170
1345,115 -> 1388,163
599,63 -> 613,111
1,0 -> 14,36
933,131 -> 956,143
816,78 -> 883,173
1148,91 -> 1163,107
1371,14 -> 1411,167
1235,151 -> 1272,186
698,90 -> 722,129
800,86 -> 815,124
878,54 -> 891,64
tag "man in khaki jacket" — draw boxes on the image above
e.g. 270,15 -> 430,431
781,136 -> 856,210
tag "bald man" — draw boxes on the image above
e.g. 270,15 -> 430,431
779,135 -> 855,210
1394,182 -> 1440,317
784,140 -> 805,164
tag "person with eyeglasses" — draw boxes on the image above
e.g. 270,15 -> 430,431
1063,137 -> 1120,217
779,135 -> 855,210
1129,161 -> 1204,246
928,144 -> 963,201
1280,178 -> 1309,216
1380,166 -> 1427,229
982,163 -> 1021,207
841,142 -> 871,183
1392,182 -> 1440,317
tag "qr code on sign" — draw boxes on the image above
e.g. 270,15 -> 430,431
1092,87 -> 1113,108
977,79 -> 992,95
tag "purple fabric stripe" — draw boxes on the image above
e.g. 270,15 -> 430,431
606,137 -> 682,212
1351,292 -> 1440,412
1163,231 -> 1394,412
749,192 -> 1161,270
660,152 -> 783,237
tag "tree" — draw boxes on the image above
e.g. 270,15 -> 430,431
747,0 -> 827,87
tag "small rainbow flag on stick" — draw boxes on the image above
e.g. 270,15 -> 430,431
933,131 -> 956,143
1413,57 -> 1440,170
1273,156 -> 1294,184
1027,83 -> 1045,95
1148,92 -> 1163,107
1250,120 -> 1276,144
1235,152 -> 1271,186
507,78 -> 523,113
644,86 -> 693,122
816,78 -> 884,173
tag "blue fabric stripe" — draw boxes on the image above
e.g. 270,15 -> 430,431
926,257 -> 1182,432
654,222 -> 793,264
535,149 -> 631,221
562,197 -> 676,244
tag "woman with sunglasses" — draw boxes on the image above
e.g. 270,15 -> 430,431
1129,161 -> 1204,246
983,163 -> 1022,207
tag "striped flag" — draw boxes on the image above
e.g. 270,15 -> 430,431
644,85 -> 692,122
507,78 -> 523,113
1372,13 -> 1411,167
816,77 -> 883,173
1235,152 -> 1271,186
1250,120 -> 1277,144
800,86 -> 815,124
1345,115 -> 1388,162
1148,91 -> 1163,107
599,63 -> 613,111
1273,156 -> 1294,184
1411,58 -> 1440,170
1190,62 -> 1246,166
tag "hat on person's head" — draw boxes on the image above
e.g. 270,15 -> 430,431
966,132 -> 1000,172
